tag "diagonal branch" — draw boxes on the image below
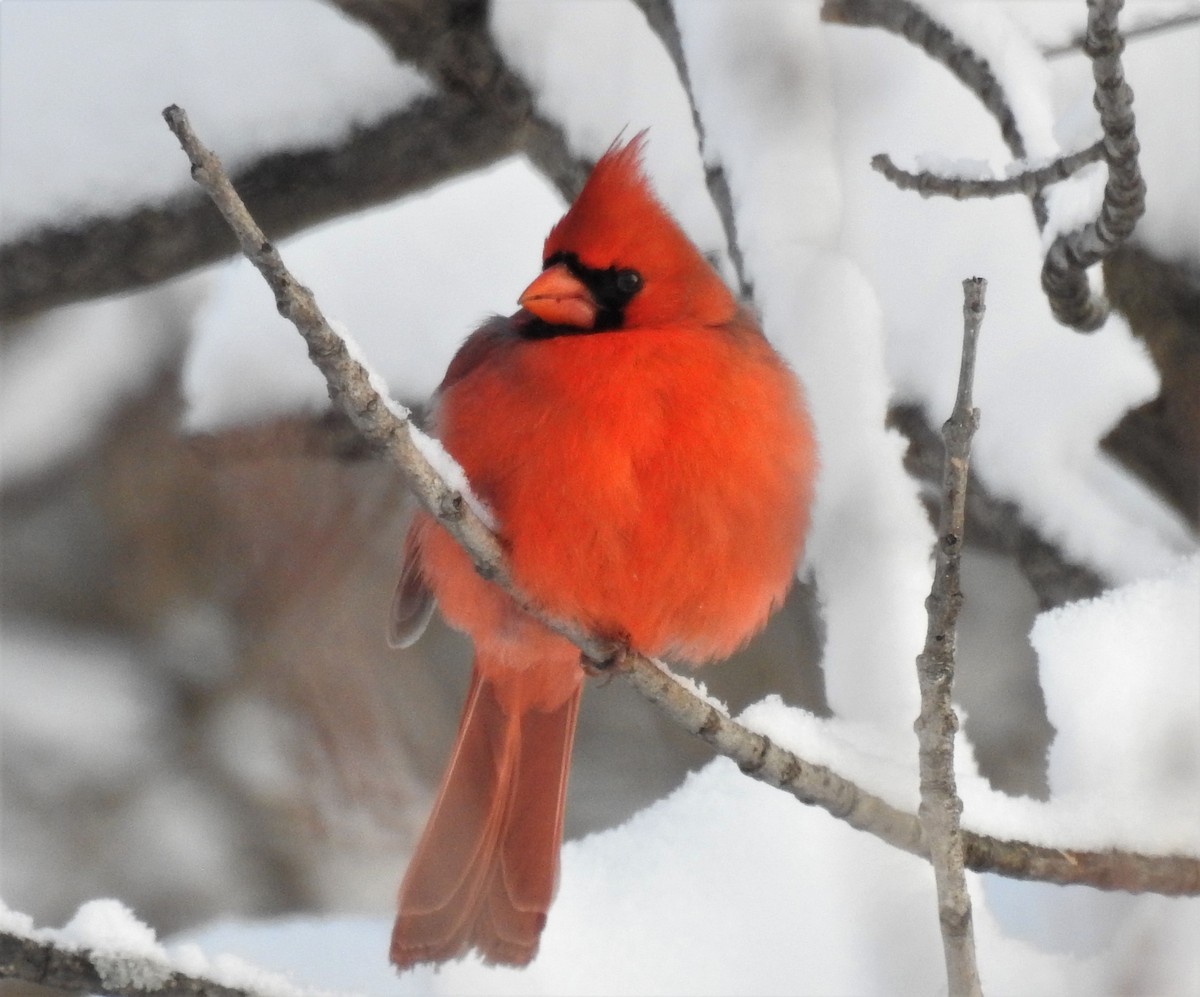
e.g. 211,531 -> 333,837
0,94 -> 526,325
161,103 -> 1200,899
2,0 -> 589,327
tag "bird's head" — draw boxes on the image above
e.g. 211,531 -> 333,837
518,133 -> 737,337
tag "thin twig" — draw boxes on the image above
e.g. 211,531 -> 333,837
870,142 -> 1105,201
915,278 -> 986,997
631,0 -> 753,301
160,104 -> 1200,898
1041,0 -> 1146,331
821,0 -> 1049,228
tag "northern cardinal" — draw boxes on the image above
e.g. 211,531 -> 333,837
388,134 -> 816,969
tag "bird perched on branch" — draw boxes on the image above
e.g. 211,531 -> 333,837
388,133 -> 817,970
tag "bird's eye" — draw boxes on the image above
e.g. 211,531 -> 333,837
615,269 -> 643,295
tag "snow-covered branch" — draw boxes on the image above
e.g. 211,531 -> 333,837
914,278 -> 986,997
0,95 -> 522,325
161,102 -> 1200,900
824,0 -> 1146,333
822,0 -> 1050,228
0,902 -> 288,997
326,0 -> 588,203
870,142 -> 1105,201
1,0 -> 588,326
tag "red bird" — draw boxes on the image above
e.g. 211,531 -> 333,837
388,135 -> 816,969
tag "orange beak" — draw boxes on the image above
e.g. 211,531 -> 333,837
518,263 -> 598,329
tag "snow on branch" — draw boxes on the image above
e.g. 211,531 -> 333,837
0,95 -> 523,325
1,0 -> 589,326
823,0 -> 1146,333
822,0 -> 1051,227
160,103 -> 1200,899
914,278 -> 987,997
0,900 -> 298,997
870,142 -> 1105,201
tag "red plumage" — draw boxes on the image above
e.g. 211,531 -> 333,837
389,134 -> 817,970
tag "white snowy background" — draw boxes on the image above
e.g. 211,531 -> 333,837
1,1 -> 1198,994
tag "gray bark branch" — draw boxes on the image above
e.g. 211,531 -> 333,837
870,142 -> 1105,201
824,0 -> 1146,333
0,94 -> 525,325
159,103 -> 1200,900
914,278 -> 986,997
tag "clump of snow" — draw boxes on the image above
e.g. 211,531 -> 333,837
913,153 -> 998,181
0,1 -> 428,239
1034,555 -> 1200,826
0,898 -> 38,937
59,899 -> 172,990
0,899 -> 344,997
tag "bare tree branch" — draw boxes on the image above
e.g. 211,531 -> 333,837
915,278 -> 986,997
1041,0 -> 1146,331
822,0 -> 1049,229
327,0 -> 589,202
870,142 -> 1105,201
0,94 -> 527,326
632,0 -> 753,300
1,0 -> 589,326
824,0 -> 1146,334
0,926 -> 257,997
161,103 -> 1200,899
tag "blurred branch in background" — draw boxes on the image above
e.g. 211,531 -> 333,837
0,0 -> 589,327
823,0 -> 1147,333
0,95 -> 524,325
